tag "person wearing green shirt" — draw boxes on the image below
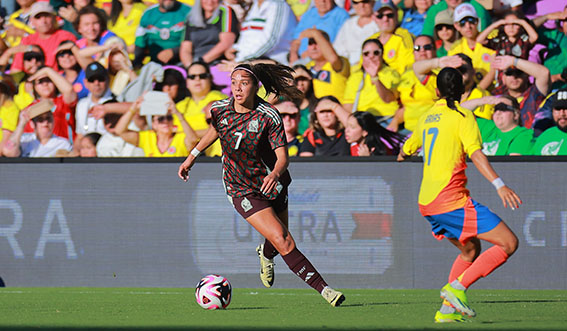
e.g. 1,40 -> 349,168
532,10 -> 567,90
531,88 -> 567,155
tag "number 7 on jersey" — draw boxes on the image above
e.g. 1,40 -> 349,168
422,127 -> 438,166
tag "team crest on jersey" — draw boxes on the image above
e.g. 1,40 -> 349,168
315,70 -> 331,83
241,197 -> 253,212
388,49 -> 396,59
160,28 -> 170,40
168,146 -> 176,154
482,53 -> 491,63
248,119 -> 259,132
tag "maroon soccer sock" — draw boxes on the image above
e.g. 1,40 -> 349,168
263,239 -> 279,259
282,247 -> 327,293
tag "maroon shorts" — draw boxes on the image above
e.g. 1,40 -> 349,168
230,187 -> 288,219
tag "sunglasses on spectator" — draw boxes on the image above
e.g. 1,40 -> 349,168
35,77 -> 52,84
155,114 -> 174,123
362,50 -> 382,57
187,73 -> 210,80
294,76 -> 310,83
414,44 -> 434,51
459,17 -> 478,27
456,65 -> 470,75
494,103 -> 517,112
435,24 -> 454,31
23,52 -> 44,62
376,13 -> 395,19
504,68 -> 524,77
32,114 -> 53,123
316,109 -> 333,114
87,76 -> 106,83
308,38 -> 317,46
282,113 -> 299,119
56,50 -> 73,57
353,0 -> 372,4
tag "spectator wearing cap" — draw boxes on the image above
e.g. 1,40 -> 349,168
492,55 -> 551,130
9,2 -> 77,73
1,0 -> 36,48
447,3 -> 495,88
472,95 -> 534,156
303,29 -> 350,103
274,100 -> 303,156
73,62 -> 113,155
400,0 -> 433,37
367,1 -> 414,75
133,0 -> 191,68
289,0 -> 349,64
23,66 -> 78,143
421,0 -> 490,38
433,10 -> 458,57
531,89 -> 567,155
0,78 -> 19,157
2,100 -> 72,157
225,0 -> 296,65
333,0 -> 380,67
397,35 -> 438,133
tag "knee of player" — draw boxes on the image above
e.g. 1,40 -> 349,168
503,234 -> 519,256
270,234 -> 295,255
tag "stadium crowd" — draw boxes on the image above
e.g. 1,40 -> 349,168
1,0 -> 567,157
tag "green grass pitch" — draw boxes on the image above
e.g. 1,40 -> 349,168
1,288 -> 566,330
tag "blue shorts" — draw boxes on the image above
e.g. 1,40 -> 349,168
425,198 -> 501,244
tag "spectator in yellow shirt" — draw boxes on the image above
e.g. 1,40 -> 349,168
448,3 -> 495,89
0,79 -> 20,156
397,35 -> 439,133
367,1 -> 414,75
343,38 -> 400,125
303,29 -> 350,103
108,0 -> 147,55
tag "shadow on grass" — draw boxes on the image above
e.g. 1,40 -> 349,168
477,299 -> 567,304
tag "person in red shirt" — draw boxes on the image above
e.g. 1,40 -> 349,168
10,2 -> 77,73
23,67 -> 78,143
178,63 -> 346,307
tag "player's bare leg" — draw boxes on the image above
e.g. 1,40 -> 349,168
247,208 -> 345,306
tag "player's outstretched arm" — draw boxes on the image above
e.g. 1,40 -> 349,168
470,150 -> 522,209
178,126 -> 219,182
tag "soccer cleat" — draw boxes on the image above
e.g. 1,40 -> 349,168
434,310 -> 467,323
256,244 -> 275,288
321,286 -> 345,307
440,283 -> 476,317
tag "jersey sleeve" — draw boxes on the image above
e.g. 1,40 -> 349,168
267,108 -> 287,150
402,130 -> 422,156
458,108 -> 483,158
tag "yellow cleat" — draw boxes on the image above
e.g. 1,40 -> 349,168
256,244 -> 275,288
435,310 -> 467,323
440,283 -> 476,317
321,286 -> 345,307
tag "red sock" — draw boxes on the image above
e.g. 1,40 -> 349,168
449,255 -> 473,282
263,239 -> 278,259
282,247 -> 328,293
459,245 -> 509,288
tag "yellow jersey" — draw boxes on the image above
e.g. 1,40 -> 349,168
343,65 -> 401,117
0,100 -> 19,142
138,131 -> 188,157
448,38 -> 495,85
13,82 -> 34,111
398,69 -> 438,132
465,87 -> 494,120
108,2 -> 147,48
174,90 -> 228,132
402,99 -> 482,216
367,31 -> 414,75
306,57 -> 350,103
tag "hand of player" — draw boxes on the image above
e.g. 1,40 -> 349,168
178,157 -> 195,182
397,149 -> 409,162
261,172 -> 280,196
497,186 -> 522,210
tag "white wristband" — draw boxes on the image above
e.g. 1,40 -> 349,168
491,177 -> 505,190
190,147 -> 201,158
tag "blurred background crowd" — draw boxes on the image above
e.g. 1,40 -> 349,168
1,0 -> 567,158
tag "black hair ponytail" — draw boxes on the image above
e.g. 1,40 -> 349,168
437,67 -> 465,116
233,63 -> 303,103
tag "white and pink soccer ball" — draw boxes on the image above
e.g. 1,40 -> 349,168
195,274 -> 232,310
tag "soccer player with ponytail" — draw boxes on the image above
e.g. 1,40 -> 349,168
398,67 -> 522,322
178,62 -> 345,307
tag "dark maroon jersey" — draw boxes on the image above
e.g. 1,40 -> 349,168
210,97 -> 291,199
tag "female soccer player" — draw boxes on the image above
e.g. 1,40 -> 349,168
178,63 -> 345,307
398,67 -> 522,322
